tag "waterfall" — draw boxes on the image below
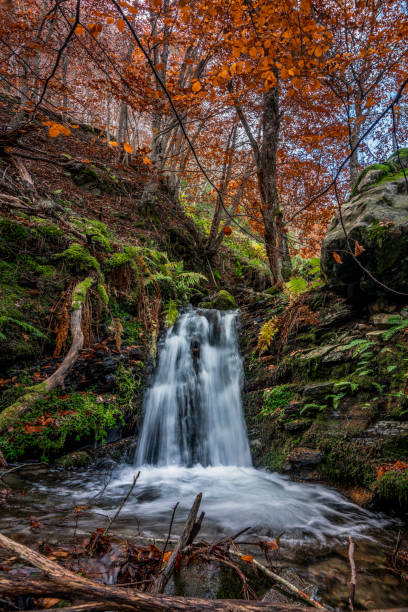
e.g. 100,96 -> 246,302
135,307 -> 252,467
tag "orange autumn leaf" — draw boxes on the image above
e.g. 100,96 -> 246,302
106,16 -> 114,24
108,140 -> 118,147
354,240 -> 365,256
163,551 -> 172,562
143,156 -> 152,165
192,81 -> 202,93
123,142 -> 134,154
333,252 -> 343,264
241,554 -> 254,563
314,46 -> 323,57
223,226 -> 232,236
116,19 -> 125,32
74,24 -> 85,35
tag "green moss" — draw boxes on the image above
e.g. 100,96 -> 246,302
199,290 -> 236,310
74,218 -> 113,251
261,385 -> 295,417
351,162 -> 395,196
0,218 -> 28,241
97,283 -> 109,305
72,277 -> 94,310
104,251 -> 132,270
56,243 -> 100,273
376,469 -> 408,508
0,390 -> 123,462
362,221 -> 406,274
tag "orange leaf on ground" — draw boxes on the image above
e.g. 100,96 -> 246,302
333,252 -> 343,264
241,554 -> 254,563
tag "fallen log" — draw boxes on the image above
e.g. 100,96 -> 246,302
0,540 -> 310,611
0,278 -> 94,434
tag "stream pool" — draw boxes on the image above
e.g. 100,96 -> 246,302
1,462 -> 406,609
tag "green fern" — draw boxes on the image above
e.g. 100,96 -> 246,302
163,300 -> 179,328
0,316 -> 46,341
382,317 -> 408,341
285,276 -> 308,297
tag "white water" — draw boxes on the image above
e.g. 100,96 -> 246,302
118,307 -> 388,544
135,308 -> 252,467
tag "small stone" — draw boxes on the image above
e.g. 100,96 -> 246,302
302,382 -> 333,398
365,330 -> 384,340
371,313 -> 400,328
289,447 -> 323,466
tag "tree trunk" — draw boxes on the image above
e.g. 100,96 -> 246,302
258,86 -> 291,286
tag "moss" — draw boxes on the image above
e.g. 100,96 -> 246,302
199,290 -> 236,310
376,469 -> 408,508
387,147 -> 408,168
0,218 -> 28,241
56,243 -> 100,273
351,162 -> 395,196
261,385 -> 295,417
362,221 -> 406,274
97,283 -> 109,305
74,218 -> 113,251
104,251 -> 132,270
72,277 -> 94,310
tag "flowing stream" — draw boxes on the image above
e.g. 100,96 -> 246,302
1,307 -> 406,607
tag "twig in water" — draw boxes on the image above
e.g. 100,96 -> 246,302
103,472 -> 140,536
348,536 -> 356,612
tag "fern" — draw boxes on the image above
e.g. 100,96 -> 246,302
163,299 -> 179,328
257,317 -> 279,355
285,276 -> 308,297
382,317 -> 408,341
0,316 -> 46,341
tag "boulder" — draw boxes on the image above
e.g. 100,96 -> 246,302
198,289 -> 237,310
289,447 -> 323,466
321,151 -> 408,297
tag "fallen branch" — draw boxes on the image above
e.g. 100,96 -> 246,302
0,278 -> 94,435
229,550 -> 329,611
348,537 -> 356,612
104,472 -> 140,536
0,534 -> 311,611
151,492 -> 203,594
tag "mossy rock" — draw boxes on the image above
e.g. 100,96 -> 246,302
321,169 -> 408,297
199,290 -> 236,310
375,469 -> 408,510
55,450 -> 92,470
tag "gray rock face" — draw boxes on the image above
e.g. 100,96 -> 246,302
321,174 -> 408,296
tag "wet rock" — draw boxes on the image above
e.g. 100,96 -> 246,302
302,382 -> 333,399
289,447 -> 323,466
370,313 -> 400,328
365,330 -> 385,340
299,344 -> 340,361
55,451 -> 92,470
366,421 -> 408,437
198,290 -> 237,310
284,419 -> 309,433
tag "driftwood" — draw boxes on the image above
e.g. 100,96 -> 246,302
0,533 -> 311,611
348,537 -> 356,612
229,550 -> 328,611
152,492 -> 203,594
0,278 -> 94,434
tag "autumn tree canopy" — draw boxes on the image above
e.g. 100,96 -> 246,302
1,0 -> 407,281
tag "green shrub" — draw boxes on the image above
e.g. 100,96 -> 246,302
376,469 -> 408,508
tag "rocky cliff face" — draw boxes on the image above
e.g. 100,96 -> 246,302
241,287 -> 408,512
242,154 -> 408,512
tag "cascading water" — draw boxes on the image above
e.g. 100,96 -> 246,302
135,308 -> 252,468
